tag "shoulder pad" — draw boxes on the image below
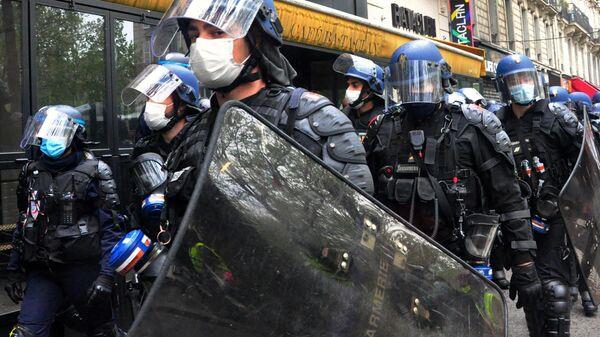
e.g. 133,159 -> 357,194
549,102 -> 580,135
296,91 -> 334,119
307,105 -> 355,136
97,160 -> 120,209
459,104 -> 514,163
461,104 -> 483,124
83,151 -> 96,160
324,132 -> 367,165
342,163 -> 374,194
97,160 -> 114,180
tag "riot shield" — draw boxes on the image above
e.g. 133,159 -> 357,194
559,109 -> 600,303
128,101 -> 507,337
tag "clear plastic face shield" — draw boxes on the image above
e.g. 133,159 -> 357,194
150,0 -> 263,57
500,69 -> 545,105
333,54 -> 378,80
385,59 -> 443,108
132,153 -> 168,195
20,106 -> 81,150
121,64 -> 183,106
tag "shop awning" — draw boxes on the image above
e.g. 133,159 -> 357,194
105,0 -> 486,78
570,77 -> 600,97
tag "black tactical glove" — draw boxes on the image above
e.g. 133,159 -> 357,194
509,264 -> 542,309
87,275 -> 113,307
4,269 -> 25,304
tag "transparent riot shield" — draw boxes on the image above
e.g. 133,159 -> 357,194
128,101 -> 507,337
559,109 -> 600,303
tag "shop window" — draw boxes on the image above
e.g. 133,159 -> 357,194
0,169 -> 19,262
0,0 -> 23,153
34,5 -> 107,146
115,19 -> 155,147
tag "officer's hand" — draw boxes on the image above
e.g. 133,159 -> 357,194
509,264 -> 542,309
4,269 -> 24,304
87,275 -> 113,306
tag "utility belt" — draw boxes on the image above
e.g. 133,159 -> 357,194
377,165 -> 499,264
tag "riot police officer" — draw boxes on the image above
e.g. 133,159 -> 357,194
548,86 -> 570,105
332,53 -> 385,138
495,54 -> 580,337
148,0 -> 373,229
121,53 -> 203,238
568,91 -> 592,120
365,39 -> 541,316
5,106 -> 124,337
123,52 -> 205,160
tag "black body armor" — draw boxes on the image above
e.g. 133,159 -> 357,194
17,154 -> 120,264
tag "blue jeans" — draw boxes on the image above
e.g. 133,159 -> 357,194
18,263 -> 113,337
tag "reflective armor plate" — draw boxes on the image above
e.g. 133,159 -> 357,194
128,102 -> 507,337
559,110 -> 600,304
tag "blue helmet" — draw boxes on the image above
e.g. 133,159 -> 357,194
387,40 -> 452,115
390,39 -> 453,80
548,86 -> 570,103
109,229 -> 153,275
122,53 -> 200,107
160,59 -> 200,107
592,92 -> 600,104
333,53 -> 384,96
495,54 -> 544,105
569,92 -> 592,107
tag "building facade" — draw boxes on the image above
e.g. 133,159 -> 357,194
469,0 -> 600,97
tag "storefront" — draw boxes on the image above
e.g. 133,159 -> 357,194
0,0 -> 485,284
477,44 -> 510,101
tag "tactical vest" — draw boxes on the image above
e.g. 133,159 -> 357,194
371,104 -> 511,248
497,101 -> 579,219
21,159 -> 102,264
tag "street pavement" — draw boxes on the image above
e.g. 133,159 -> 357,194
506,287 -> 599,337
2,276 -> 599,336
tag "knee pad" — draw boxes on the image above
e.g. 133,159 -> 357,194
542,280 -> 571,337
9,325 -> 37,337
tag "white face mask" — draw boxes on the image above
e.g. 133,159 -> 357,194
189,38 -> 249,90
345,89 -> 364,108
144,101 -> 173,131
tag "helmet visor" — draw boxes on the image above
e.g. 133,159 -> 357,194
121,64 -> 183,106
20,106 -> 79,149
150,0 -> 263,57
132,153 -> 168,195
386,59 -> 443,105
333,53 -> 378,77
501,69 -> 545,103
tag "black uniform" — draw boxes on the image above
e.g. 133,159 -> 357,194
343,100 -> 386,139
365,103 -> 536,267
164,85 -> 375,231
497,99 -> 581,337
7,151 -> 123,337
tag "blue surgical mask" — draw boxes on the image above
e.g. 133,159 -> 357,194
510,84 -> 536,105
40,138 -> 67,158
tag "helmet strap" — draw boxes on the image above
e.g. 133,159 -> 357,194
215,35 -> 263,93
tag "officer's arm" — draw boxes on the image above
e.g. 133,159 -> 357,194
95,160 -> 124,276
294,93 -> 374,194
553,108 -> 582,162
461,126 -> 536,266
